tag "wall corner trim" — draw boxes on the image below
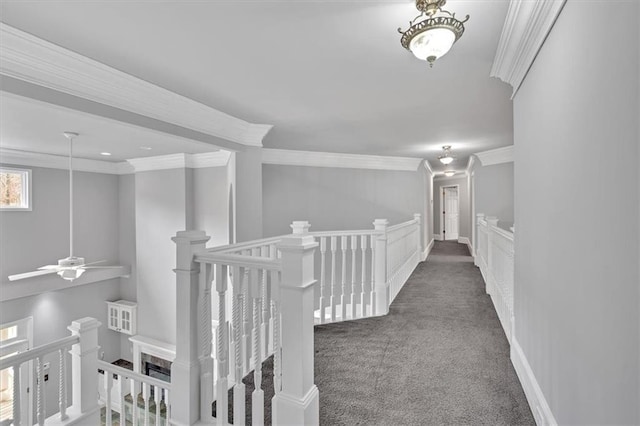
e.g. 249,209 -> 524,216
511,337 -> 559,426
424,160 -> 435,176
261,148 -> 422,171
490,0 -> 566,98
465,155 -> 476,176
475,145 -> 514,166
0,22 -> 272,147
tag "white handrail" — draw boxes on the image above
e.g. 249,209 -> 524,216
195,252 -> 282,270
387,218 -> 418,233
0,335 -> 79,368
97,360 -> 172,390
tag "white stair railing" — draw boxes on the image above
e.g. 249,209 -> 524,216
475,214 -> 515,342
98,359 -> 172,426
0,317 -> 101,426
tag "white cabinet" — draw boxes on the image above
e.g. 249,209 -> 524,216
106,300 -> 137,335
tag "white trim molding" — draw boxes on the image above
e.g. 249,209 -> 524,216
457,237 -> 473,254
0,23 -> 272,147
423,160 -> 435,176
423,238 -> 435,261
261,148 -> 422,171
490,0 -> 566,98
465,155 -> 476,176
511,338 -> 558,426
0,148 -> 231,174
475,146 -> 514,167
433,234 -> 443,241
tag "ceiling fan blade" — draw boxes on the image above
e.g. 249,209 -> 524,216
8,269 -> 59,281
81,260 -> 107,267
37,265 -> 61,270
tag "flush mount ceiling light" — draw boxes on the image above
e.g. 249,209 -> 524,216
398,0 -> 469,68
444,170 -> 456,177
438,145 -> 454,164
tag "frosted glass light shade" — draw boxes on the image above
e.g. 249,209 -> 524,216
439,155 -> 453,165
444,170 -> 455,177
58,268 -> 85,281
409,28 -> 456,62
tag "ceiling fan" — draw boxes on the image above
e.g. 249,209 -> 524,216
8,132 -> 123,282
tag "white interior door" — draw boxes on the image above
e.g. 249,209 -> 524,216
443,187 -> 459,240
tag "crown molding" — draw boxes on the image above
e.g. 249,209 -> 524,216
0,148 -> 230,174
433,174 -> 464,182
465,155 -> 476,176
261,148 -> 422,171
423,160 -> 434,176
0,23 -> 272,146
127,151 -> 231,172
0,148 -> 126,174
490,0 -> 566,98
475,145 -> 514,167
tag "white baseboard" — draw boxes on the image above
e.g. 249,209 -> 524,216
434,234 -> 443,241
423,238 -> 435,260
457,237 -> 473,256
511,338 -> 558,426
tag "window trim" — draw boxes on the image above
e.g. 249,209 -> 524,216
0,167 -> 32,211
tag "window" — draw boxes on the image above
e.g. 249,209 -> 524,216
0,167 -> 31,211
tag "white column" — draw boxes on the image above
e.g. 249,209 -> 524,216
413,213 -> 423,259
272,221 -> 319,426
475,213 -> 485,267
373,219 -> 389,316
172,230 -> 211,426
67,317 -> 101,423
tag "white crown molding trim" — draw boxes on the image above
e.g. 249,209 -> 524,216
0,148 -> 230,174
0,148 -> 125,174
511,338 -> 558,426
490,0 -> 566,98
423,160 -> 434,176
475,146 -> 514,167
433,174 -> 464,182
0,23 -> 272,147
261,148 -> 422,171
465,155 -> 476,176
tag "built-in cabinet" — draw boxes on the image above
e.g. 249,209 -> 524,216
106,300 -> 137,335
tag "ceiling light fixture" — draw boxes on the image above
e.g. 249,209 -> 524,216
139,146 -> 152,151
444,170 -> 455,177
100,152 -> 112,156
438,145 -> 454,164
398,0 -> 469,68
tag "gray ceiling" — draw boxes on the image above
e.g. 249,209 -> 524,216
0,0 -> 513,172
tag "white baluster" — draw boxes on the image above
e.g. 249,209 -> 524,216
59,347 -> 68,420
271,277 -> 282,394
233,266 -> 246,426
370,234 -> 376,316
12,364 -> 20,426
330,236 -> 337,322
242,250 -> 252,374
319,237 -> 327,324
104,369 -> 113,425
250,268 -> 264,426
350,235 -> 358,319
153,385 -> 161,426
340,236 -> 348,320
119,373 -> 127,424
216,263 -> 229,426
360,235 -> 368,318
131,377 -> 139,426
199,262 -> 214,422
261,246 -> 270,360
143,382 -> 151,426
165,390 -> 171,425
36,356 -> 44,425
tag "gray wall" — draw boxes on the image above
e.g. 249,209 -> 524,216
118,173 -> 137,359
513,1 -> 639,424
0,165 -> 122,417
474,161 -> 514,230
433,176 -> 470,240
262,164 -> 425,237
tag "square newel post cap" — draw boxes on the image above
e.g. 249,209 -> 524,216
373,219 -> 389,231
67,317 -> 101,334
290,221 -> 311,235
486,217 -> 499,227
413,213 -> 421,222
172,230 -> 210,270
172,230 -> 211,244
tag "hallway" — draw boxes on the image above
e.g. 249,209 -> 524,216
314,241 -> 534,425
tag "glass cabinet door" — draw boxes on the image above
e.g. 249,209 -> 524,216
120,309 -> 131,333
109,306 -> 120,330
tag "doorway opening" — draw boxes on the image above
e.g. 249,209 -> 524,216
0,317 -> 33,426
441,185 -> 460,241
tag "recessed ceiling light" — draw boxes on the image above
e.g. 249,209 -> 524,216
100,152 -> 112,156
140,146 -> 152,151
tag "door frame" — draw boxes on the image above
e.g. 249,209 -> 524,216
440,184 -> 460,241
0,317 -> 33,426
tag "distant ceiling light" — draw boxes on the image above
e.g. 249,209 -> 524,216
100,152 -> 112,156
444,170 -> 455,177
438,145 -> 454,164
139,146 -> 152,151
398,0 -> 469,68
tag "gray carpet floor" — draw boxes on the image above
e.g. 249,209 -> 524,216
314,240 -> 535,425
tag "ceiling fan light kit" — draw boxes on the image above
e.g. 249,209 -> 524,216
398,0 -> 469,68
438,145 -> 454,165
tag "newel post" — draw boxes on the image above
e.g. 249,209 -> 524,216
373,219 -> 389,316
272,221 -> 319,426
413,213 -> 423,259
67,317 -> 101,422
486,217 -> 499,277
172,230 -> 211,426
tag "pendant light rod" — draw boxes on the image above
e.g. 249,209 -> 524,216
63,132 -> 79,258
